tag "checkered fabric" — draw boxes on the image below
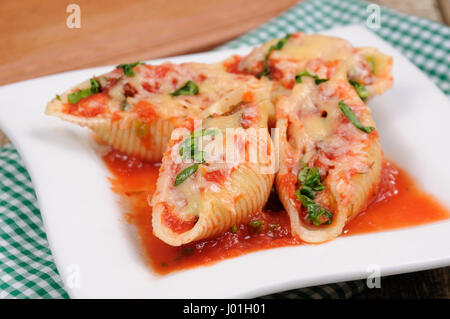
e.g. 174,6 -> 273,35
1,0 -> 449,299
0,144 -> 68,298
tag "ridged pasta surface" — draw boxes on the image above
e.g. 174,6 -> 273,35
275,75 -> 383,243
151,82 -> 275,246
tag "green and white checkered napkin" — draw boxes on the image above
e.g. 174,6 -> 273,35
1,0 -> 449,298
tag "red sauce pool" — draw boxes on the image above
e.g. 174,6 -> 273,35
102,151 -> 449,275
343,161 -> 449,235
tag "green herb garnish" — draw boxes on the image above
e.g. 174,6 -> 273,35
67,78 -> 100,104
135,120 -> 149,138
295,164 -> 331,226
174,128 -> 219,186
231,225 -> 238,234
295,70 -> 328,85
258,34 -> 291,78
179,128 -> 220,161
299,185 -> 316,199
56,94 -> 61,101
248,220 -> 265,233
338,100 -> 374,133
296,193 -> 333,226
116,62 -> 141,77
170,80 -> 199,96
90,77 -> 100,92
298,165 -> 325,194
174,164 -> 200,186
122,100 -> 130,111
349,80 -> 370,101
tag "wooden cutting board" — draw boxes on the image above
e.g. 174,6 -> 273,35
0,0 -> 297,86
1,0 -> 448,87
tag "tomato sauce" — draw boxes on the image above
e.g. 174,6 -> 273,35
162,208 -> 197,234
133,101 -> 157,123
343,161 -> 449,235
102,151 -> 449,275
223,55 -> 242,74
64,92 -> 109,117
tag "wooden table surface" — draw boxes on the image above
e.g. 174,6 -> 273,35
1,0 -> 449,299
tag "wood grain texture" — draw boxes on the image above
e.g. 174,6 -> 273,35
0,134 -> 9,147
438,0 -> 450,24
0,0 -> 297,86
0,0 -> 449,299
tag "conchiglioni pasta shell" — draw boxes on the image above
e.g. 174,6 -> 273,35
358,47 -> 394,97
46,98 -> 174,162
152,162 -> 274,246
275,118 -> 382,243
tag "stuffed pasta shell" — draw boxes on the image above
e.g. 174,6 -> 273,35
46,62 -> 268,162
151,83 -> 275,246
226,32 -> 393,108
275,65 -> 383,243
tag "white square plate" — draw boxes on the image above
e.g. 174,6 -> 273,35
0,25 -> 449,298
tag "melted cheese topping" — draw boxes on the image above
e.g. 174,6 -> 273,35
157,108 -> 257,221
237,32 -> 392,98
55,62 -> 264,124
151,80 -> 275,245
275,68 -> 382,243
